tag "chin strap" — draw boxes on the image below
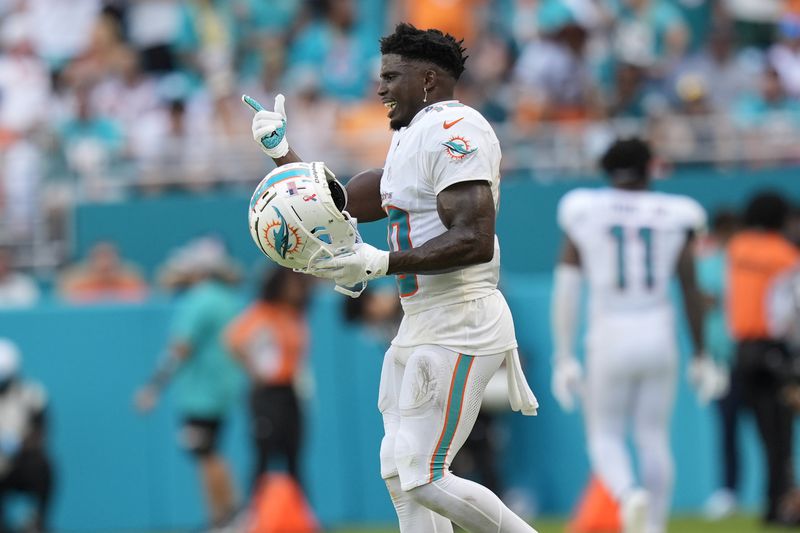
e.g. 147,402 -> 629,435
334,282 -> 367,298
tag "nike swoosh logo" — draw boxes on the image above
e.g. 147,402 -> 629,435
443,117 -> 464,129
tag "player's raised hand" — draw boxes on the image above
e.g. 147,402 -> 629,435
551,356 -> 583,412
242,93 -> 289,158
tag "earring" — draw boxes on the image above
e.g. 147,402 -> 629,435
423,87 -> 428,103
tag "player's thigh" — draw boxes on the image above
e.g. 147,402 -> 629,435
584,349 -> 635,438
632,365 -> 677,442
394,346 -> 504,490
379,345 -> 410,478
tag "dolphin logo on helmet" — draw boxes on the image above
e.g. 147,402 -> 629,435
249,162 -> 359,271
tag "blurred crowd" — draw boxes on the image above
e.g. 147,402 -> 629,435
2,1 -> 800,250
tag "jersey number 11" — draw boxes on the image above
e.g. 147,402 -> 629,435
610,225 -> 655,290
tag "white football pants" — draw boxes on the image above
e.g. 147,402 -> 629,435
379,345 -> 537,533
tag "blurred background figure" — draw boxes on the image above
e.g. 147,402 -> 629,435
58,241 -> 147,304
0,339 -> 53,533
726,191 -> 800,527
696,209 -> 742,520
135,237 -> 244,531
0,247 -> 39,309
551,138 -> 716,533
225,268 -> 312,493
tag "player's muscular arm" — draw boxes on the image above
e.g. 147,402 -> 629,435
559,237 -> 581,267
345,168 -> 387,222
387,180 -> 495,274
677,233 -> 705,356
272,149 -> 303,167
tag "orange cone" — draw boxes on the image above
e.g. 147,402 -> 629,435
567,476 -> 622,533
248,473 -> 320,533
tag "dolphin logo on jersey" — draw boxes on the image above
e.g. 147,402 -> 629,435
443,136 -> 478,160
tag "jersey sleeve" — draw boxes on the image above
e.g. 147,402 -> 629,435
557,189 -> 593,237
674,196 -> 707,236
170,291 -> 209,348
425,116 -> 496,195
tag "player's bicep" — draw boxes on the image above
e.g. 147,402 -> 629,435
437,180 -> 495,254
558,236 -> 581,267
345,168 -> 387,222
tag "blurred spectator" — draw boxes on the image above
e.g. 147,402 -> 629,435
1,140 -> 43,241
768,13 -> 800,98
173,0 -> 238,97
135,237 -> 244,531
57,83 -> 125,200
392,0 -> 486,48
0,247 -> 39,309
723,0 -> 781,49
0,339 -> 54,533
225,268 -> 312,492
726,191 -> 800,526
697,210 -> 742,520
609,0 -> 689,76
732,66 -> 800,164
512,1 -> 598,125
26,0 -> 101,68
673,0 -> 715,53
91,48 -> 161,153
58,241 -> 147,304
459,32 -> 515,123
288,0 -> 377,102
235,0 -> 306,82
675,25 -> 763,112
0,10 -> 51,136
136,98 -> 215,193
125,0 -> 182,74
280,68 -> 341,168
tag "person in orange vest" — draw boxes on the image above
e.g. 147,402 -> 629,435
226,268 -> 312,492
726,191 -> 800,527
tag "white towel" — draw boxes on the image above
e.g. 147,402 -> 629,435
505,349 -> 539,416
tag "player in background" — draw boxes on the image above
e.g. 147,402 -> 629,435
244,22 -> 538,533
550,138 -> 724,533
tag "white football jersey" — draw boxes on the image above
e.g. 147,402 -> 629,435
558,188 -> 706,320
380,100 -> 502,316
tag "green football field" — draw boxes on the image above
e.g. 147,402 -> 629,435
331,515 -> 774,533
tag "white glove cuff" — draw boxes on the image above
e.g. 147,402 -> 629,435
370,250 -> 390,278
263,137 -> 290,159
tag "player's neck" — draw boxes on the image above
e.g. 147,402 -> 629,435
614,182 -> 649,191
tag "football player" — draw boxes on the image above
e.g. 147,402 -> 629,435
244,23 -> 539,533
550,138 -> 724,533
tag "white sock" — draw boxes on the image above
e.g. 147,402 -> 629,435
409,474 -> 538,533
385,475 -> 453,533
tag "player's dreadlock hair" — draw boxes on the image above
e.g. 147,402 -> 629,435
600,137 -> 652,184
743,191 -> 789,231
379,23 -> 468,80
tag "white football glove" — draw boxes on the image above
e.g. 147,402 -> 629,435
551,356 -> 583,412
307,242 -> 389,287
242,94 -> 289,158
688,354 -> 729,405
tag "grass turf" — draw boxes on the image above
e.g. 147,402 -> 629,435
332,514 -> 774,532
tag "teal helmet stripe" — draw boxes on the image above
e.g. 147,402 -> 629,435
250,167 -> 311,210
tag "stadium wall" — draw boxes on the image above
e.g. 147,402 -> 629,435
0,285 -> 782,531
2,168 -> 798,531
